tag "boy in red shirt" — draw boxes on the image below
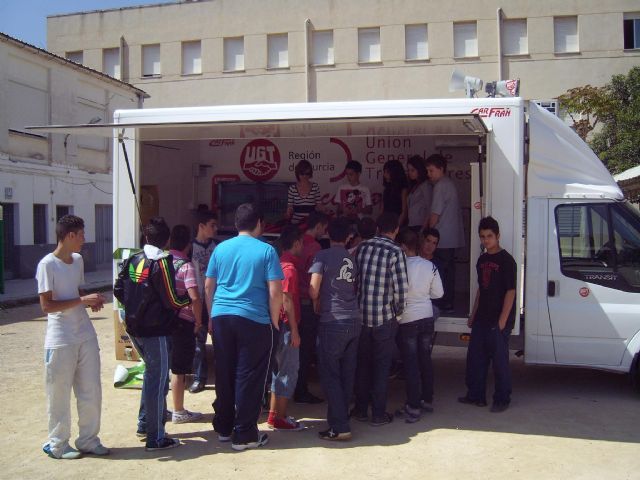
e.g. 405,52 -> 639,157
268,226 -> 304,430
294,212 -> 328,404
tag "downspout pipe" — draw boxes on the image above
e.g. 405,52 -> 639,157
304,18 -> 311,102
497,7 -> 503,81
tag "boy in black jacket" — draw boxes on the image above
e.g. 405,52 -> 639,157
459,216 -> 516,413
114,217 -> 190,450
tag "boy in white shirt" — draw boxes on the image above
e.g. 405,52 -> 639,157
36,215 -> 108,459
395,228 -> 443,423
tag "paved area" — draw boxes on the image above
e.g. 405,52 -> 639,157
0,298 -> 639,480
0,268 -> 113,307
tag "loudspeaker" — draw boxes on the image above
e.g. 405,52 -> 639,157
449,70 -> 483,97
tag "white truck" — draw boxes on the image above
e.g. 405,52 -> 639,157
31,97 -> 640,388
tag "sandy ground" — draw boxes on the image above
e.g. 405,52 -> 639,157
1,295 -> 639,480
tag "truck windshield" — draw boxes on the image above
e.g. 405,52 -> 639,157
555,202 -> 640,292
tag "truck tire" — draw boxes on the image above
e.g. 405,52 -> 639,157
631,352 -> 640,394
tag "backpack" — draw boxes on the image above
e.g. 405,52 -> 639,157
113,252 -> 157,333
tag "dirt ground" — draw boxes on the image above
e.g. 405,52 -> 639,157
1,295 -> 639,480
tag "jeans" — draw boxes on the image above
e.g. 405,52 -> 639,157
271,322 -> 300,398
44,337 -> 102,457
295,302 -> 319,397
354,321 -> 398,418
130,335 -> 171,444
192,322 -> 210,383
317,321 -> 361,433
465,324 -> 512,404
398,318 -> 435,408
436,248 -> 456,308
212,315 -> 272,444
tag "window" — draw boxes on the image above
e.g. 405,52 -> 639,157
554,16 -> 579,53
312,30 -> 334,65
503,19 -> 528,55
224,37 -> 245,71
405,24 -> 428,60
624,13 -> 640,50
7,80 -> 48,135
56,205 -> 72,222
33,204 -> 47,244
66,51 -> 83,64
182,41 -> 202,75
268,33 -> 288,68
556,203 -> 640,292
533,99 -> 558,116
142,44 -> 161,77
454,22 -> 478,58
102,48 -> 121,79
358,27 -> 381,63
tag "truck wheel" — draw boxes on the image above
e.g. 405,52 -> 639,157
632,352 -> 640,394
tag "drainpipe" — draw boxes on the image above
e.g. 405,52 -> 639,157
119,35 -> 126,81
496,8 -> 503,81
304,18 -> 311,102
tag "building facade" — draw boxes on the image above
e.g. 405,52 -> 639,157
47,0 -> 640,111
0,33 -> 147,279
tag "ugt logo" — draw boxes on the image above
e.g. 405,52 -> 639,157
240,139 -> 281,182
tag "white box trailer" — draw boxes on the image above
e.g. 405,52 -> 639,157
30,97 -> 640,387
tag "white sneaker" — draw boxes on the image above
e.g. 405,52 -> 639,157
172,409 -> 203,424
231,433 -> 269,451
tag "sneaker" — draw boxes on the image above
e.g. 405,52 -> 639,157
231,433 -> 269,451
188,381 -> 205,394
164,410 -> 173,422
490,402 -> 509,413
218,434 -> 232,442
80,444 -> 110,455
145,437 -> 180,451
319,428 -> 352,441
172,409 -> 203,424
349,408 -> 369,423
369,412 -> 394,427
43,443 -> 82,460
420,400 -> 434,413
271,416 -> 304,431
136,428 -> 147,441
458,396 -> 488,407
294,392 -> 324,404
395,405 -> 421,424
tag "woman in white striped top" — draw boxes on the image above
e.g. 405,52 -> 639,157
287,160 -> 321,225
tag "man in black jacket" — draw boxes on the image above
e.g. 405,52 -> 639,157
114,217 -> 190,451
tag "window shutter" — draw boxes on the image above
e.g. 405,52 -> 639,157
454,22 -> 478,58
405,24 -> 428,60
358,28 -> 381,63
312,30 -> 334,65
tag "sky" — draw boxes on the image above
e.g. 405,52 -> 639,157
0,0 -> 176,49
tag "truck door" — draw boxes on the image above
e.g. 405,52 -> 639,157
547,200 -> 640,366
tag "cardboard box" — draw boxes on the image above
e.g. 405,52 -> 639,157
114,310 -> 140,361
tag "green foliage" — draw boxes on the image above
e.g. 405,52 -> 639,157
558,67 -> 640,174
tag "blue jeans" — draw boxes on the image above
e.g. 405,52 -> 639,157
271,322 -> 300,398
465,324 -> 512,404
398,318 -> 435,408
295,302 -> 319,397
317,321 -> 361,433
130,336 -> 171,444
354,321 -> 398,418
212,315 -> 272,444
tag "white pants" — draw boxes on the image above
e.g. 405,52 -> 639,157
44,337 -> 102,457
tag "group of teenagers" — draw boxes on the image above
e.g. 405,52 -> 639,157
35,152 -> 516,459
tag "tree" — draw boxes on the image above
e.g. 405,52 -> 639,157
558,67 -> 640,174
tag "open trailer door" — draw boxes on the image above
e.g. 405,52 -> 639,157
28,99 -> 493,334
